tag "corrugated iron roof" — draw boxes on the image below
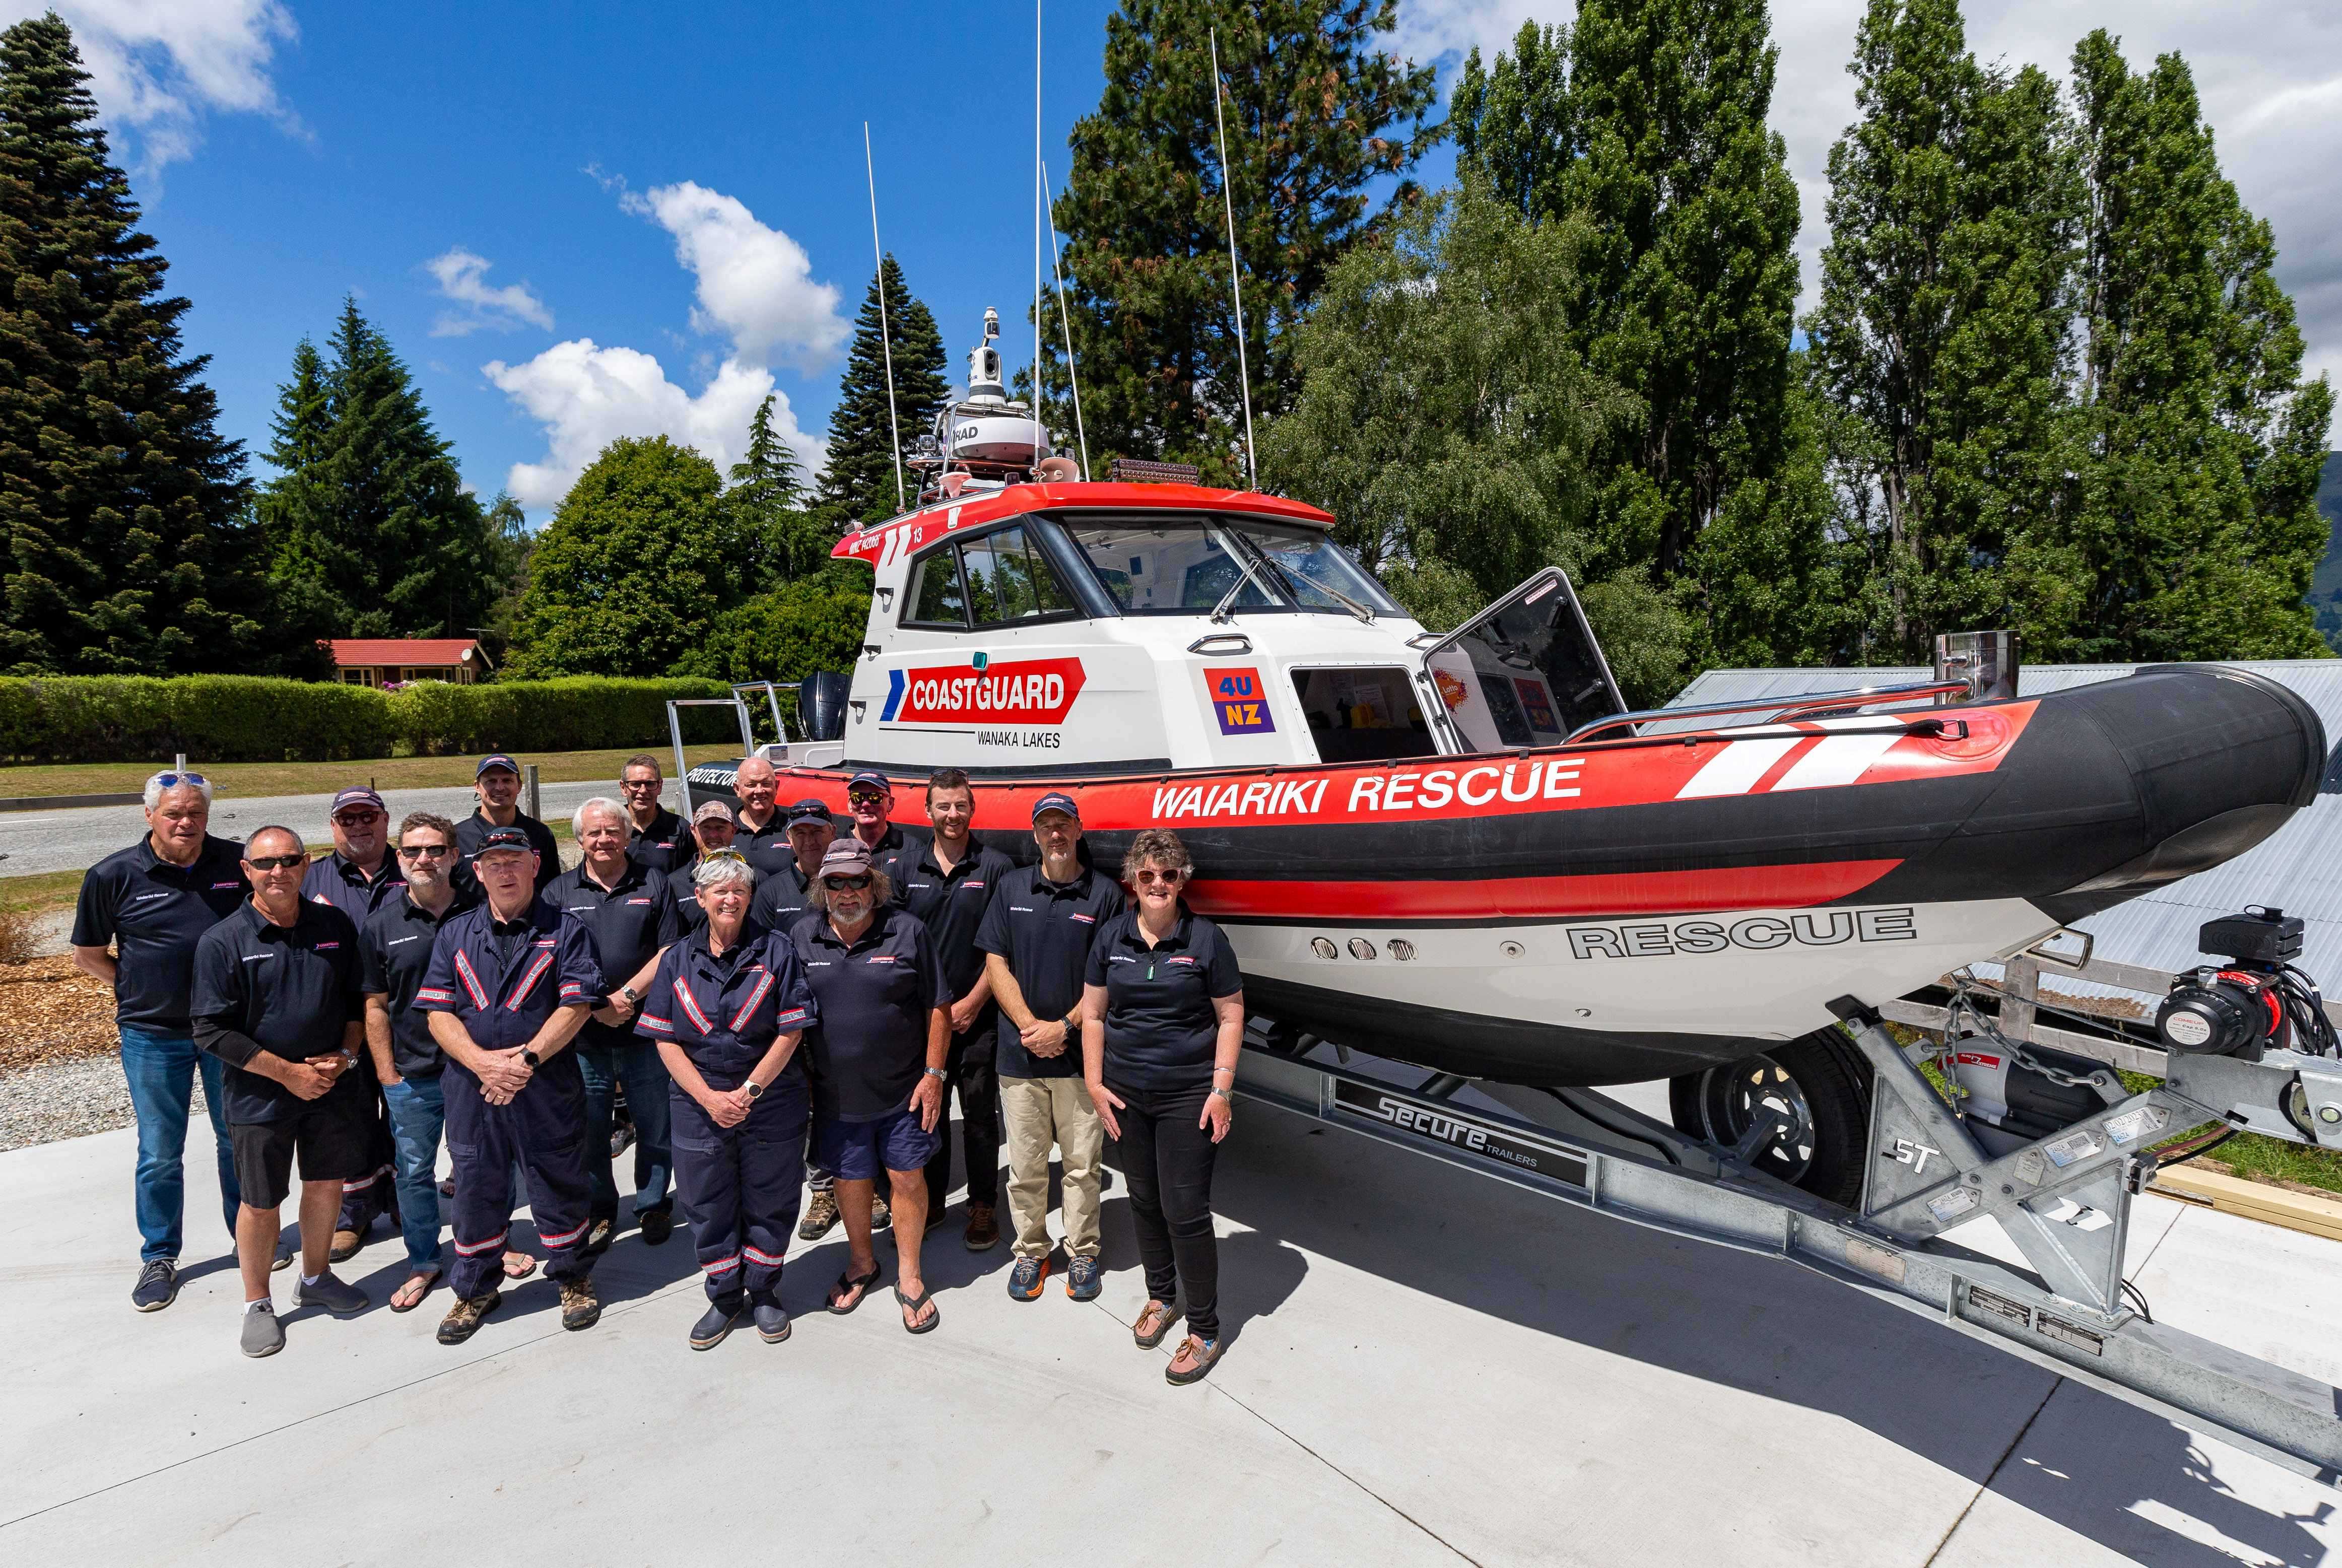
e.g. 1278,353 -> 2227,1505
326,638 -> 482,665
1665,660 -> 2342,984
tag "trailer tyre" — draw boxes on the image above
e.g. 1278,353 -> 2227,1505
1669,1028 -> 1872,1207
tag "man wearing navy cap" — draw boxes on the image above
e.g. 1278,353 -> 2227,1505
302,784 -> 406,1264
419,825 -> 607,1343
979,791 -> 1121,1300
454,754 -> 561,898
845,770 -> 927,895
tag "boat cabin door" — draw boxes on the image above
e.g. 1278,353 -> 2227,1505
1419,568 -> 1626,751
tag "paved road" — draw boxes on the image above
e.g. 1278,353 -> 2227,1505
0,780 -> 668,879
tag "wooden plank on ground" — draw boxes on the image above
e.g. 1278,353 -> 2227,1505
2152,1164 -> 2342,1245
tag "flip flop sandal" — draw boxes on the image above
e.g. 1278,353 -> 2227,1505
895,1284 -> 940,1335
501,1251 -> 539,1281
389,1269 -> 442,1313
1166,1335 -> 1221,1385
827,1263 -> 882,1315
1133,1300 -> 1182,1349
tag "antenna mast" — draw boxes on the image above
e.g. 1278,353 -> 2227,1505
1208,26 -> 1257,492
1034,0 -> 1044,466
1042,159 -> 1090,478
863,121 -> 905,513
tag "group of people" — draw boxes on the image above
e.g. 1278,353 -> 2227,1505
71,749 -> 1247,1383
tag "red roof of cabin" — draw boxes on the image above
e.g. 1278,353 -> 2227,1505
830,482 -> 1334,564
326,638 -> 480,666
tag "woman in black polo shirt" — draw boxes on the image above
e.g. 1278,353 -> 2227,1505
1082,828 -> 1244,1384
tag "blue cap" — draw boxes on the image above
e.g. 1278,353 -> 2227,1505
1031,790 -> 1080,824
846,770 -> 891,794
476,753 -> 520,778
475,825 -> 533,856
786,797 -> 833,824
329,786 -> 386,815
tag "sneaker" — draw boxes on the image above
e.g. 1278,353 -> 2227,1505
689,1301 -> 741,1351
270,1239 -> 296,1273
131,1259 -> 179,1313
294,1270 -> 369,1315
1007,1256 -> 1049,1301
797,1187 -> 839,1241
638,1208 -> 673,1246
437,1290 -> 501,1345
610,1125 -> 635,1160
963,1202 -> 1000,1251
925,1203 -> 950,1234
240,1302 -> 284,1358
327,1228 -> 365,1264
559,1277 -> 601,1331
753,1300 -> 791,1343
869,1191 -> 891,1232
1065,1255 -> 1102,1302
583,1217 -> 615,1257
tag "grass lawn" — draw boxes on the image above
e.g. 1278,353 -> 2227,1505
0,745 -> 739,800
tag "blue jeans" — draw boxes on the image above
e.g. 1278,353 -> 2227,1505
118,1027 -> 239,1264
382,1074 -> 449,1272
577,1039 -> 673,1220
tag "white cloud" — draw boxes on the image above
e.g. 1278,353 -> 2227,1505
484,339 -> 824,512
0,1 -> 298,175
620,180 -> 848,371
1397,1 -> 2342,438
424,247 -> 553,337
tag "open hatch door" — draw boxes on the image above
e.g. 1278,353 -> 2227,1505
1419,568 -> 1625,751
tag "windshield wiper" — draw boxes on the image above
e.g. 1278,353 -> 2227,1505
1247,545 -> 1376,625
1208,532 -> 1280,623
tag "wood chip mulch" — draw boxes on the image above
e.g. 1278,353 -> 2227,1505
0,955 -> 118,1073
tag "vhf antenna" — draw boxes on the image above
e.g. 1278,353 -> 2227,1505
1034,0 -> 1044,468
1042,158 -> 1090,478
863,121 -> 905,513
1209,25 -> 1257,492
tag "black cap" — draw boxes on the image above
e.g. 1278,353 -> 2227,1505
786,797 -> 833,825
475,825 -> 534,857
846,770 -> 891,793
1031,790 -> 1080,824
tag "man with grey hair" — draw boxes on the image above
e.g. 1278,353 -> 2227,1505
547,795 -> 681,1251
72,770 -> 249,1311
730,755 -> 790,875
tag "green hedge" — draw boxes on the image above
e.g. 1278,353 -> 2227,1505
0,675 -> 746,763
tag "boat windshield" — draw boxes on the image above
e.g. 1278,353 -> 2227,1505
1058,515 -> 1399,617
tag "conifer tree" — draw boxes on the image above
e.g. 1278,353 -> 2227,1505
1051,0 -> 1440,474
819,255 -> 946,524
730,393 -> 828,586
0,13 -> 288,675
258,299 -> 496,640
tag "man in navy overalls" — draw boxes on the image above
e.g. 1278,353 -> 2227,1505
418,826 -> 605,1343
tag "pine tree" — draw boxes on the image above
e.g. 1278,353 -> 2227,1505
0,14 -> 288,675
729,393 -> 829,586
818,255 -> 946,524
1051,0 -> 1440,474
258,299 -> 497,640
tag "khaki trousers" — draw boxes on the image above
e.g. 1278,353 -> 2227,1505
998,1073 -> 1103,1260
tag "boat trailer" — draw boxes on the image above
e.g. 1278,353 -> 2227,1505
1238,989 -> 2342,1483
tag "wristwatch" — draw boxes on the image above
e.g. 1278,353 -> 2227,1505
746,1079 -> 765,1101
619,984 -> 641,1005
1209,1087 -> 1233,1104
521,1049 -> 542,1068
338,1049 -> 358,1072
1064,1009 -> 1082,1033
924,1066 -> 948,1079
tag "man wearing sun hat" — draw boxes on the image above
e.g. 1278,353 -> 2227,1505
454,753 -> 561,898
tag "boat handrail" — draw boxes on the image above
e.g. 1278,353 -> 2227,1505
1562,678 -> 1977,745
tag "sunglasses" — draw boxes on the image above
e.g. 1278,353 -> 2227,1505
1133,868 -> 1185,886
620,777 -> 661,789
333,810 -> 385,827
246,853 -> 308,872
397,843 -> 451,859
153,771 -> 208,790
823,874 -> 874,892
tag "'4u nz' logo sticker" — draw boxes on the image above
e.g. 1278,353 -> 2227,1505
1205,666 -> 1275,735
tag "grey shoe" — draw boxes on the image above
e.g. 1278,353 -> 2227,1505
240,1303 -> 285,1358
131,1258 -> 179,1312
753,1300 -> 791,1343
294,1270 -> 369,1315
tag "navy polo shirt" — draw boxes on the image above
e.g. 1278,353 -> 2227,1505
359,886 -> 479,1080
302,849 -> 406,928
637,922 -> 818,1090
1085,909 -> 1244,1096
748,858 -> 820,931
789,907 -> 949,1122
417,900 -> 604,1080
626,805 -> 694,875
897,837 -> 1012,999
454,807 -> 562,897
859,821 -> 925,906
190,899 -> 367,1125
734,810 -> 793,876
546,856 -> 681,1050
71,834 -> 248,1031
976,864 -> 1124,1079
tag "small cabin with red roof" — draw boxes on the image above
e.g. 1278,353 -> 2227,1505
324,637 -> 490,688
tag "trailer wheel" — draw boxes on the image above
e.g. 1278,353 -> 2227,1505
1669,1029 -> 1872,1207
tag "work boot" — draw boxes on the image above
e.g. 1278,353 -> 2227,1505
797,1187 -> 839,1241
130,1259 -> 179,1313
437,1290 -> 501,1345
753,1299 -> 791,1343
328,1227 -> 364,1264
294,1270 -> 369,1315
583,1217 -> 615,1257
240,1302 -> 285,1358
964,1202 -> 999,1251
869,1191 -> 891,1232
689,1300 -> 741,1351
638,1208 -> 673,1246
559,1277 -> 601,1331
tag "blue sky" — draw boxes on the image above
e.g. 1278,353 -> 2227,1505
21,2 -> 2336,523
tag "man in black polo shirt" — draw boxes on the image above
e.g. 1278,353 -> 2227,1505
619,754 -> 694,875
71,770 -> 248,1312
548,796 -> 682,1252
731,755 -> 791,874
455,753 -> 561,897
844,770 -> 925,892
978,792 -> 1122,1301
670,800 -> 739,935
901,769 -> 1012,1249
301,785 -> 406,1264
191,826 -> 374,1357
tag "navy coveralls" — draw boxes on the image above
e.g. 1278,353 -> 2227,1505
637,924 -> 817,1305
418,901 -> 604,1301
303,850 -> 408,1236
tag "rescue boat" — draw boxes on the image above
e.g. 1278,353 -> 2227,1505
698,316 -> 2327,1094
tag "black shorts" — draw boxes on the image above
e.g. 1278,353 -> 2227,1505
231,1090 -> 375,1209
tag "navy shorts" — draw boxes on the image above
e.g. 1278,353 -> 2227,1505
816,1106 -> 939,1181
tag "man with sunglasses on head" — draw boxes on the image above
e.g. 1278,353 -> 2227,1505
618,754 -> 693,875
302,786 -> 406,1266
191,827 -> 373,1356
73,770 -> 248,1313
455,753 -> 561,898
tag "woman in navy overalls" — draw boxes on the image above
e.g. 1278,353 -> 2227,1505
636,850 -> 818,1350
